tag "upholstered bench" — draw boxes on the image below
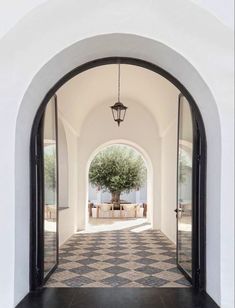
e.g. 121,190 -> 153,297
93,203 -> 144,218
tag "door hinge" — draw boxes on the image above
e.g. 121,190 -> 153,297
196,268 -> 200,275
197,154 -> 201,162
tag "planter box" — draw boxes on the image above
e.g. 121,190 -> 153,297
137,207 -> 144,218
92,207 -> 98,218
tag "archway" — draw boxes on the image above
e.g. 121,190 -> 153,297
85,139 -> 154,229
29,56 -> 206,293
12,36 -> 223,305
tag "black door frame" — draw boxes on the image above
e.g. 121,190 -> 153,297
30,95 -> 59,289
176,93 -> 206,289
30,57 -> 206,291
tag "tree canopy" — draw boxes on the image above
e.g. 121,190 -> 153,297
89,145 -> 147,194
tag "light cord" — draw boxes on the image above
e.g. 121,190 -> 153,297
118,63 -> 121,102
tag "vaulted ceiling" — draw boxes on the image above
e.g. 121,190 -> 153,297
57,64 -> 180,137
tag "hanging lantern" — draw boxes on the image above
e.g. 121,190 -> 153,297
110,63 -> 128,126
110,101 -> 127,127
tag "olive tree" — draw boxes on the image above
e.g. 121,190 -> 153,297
89,145 -> 147,204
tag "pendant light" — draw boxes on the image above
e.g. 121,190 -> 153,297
110,63 -> 128,126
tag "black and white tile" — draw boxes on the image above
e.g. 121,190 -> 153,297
46,227 -> 191,288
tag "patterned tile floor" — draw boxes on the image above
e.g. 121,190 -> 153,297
46,223 -> 191,288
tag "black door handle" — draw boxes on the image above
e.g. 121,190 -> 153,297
174,208 -> 183,213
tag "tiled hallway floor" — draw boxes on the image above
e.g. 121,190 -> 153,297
46,223 -> 191,288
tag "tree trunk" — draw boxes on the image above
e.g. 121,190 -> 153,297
111,192 -> 121,209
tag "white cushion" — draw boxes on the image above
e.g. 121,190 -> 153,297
122,204 -> 136,211
99,204 -> 111,211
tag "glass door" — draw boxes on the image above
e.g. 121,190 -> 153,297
30,95 -> 59,289
176,94 -> 195,283
42,96 -> 59,281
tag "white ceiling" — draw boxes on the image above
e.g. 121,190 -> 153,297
57,64 -> 180,136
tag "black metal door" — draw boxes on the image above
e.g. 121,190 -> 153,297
176,94 -> 203,288
30,95 -> 59,289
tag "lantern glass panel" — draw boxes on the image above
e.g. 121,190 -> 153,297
111,108 -> 117,121
120,108 -> 126,121
118,107 -> 121,120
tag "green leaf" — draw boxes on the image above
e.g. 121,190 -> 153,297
89,145 -> 147,194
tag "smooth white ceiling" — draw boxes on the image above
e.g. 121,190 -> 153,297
57,64 -> 180,136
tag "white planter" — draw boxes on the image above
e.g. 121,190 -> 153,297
137,207 -> 144,218
92,207 -> 97,218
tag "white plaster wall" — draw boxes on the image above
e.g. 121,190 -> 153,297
190,0 -> 234,28
161,119 -> 178,244
0,0 -> 48,39
57,117 -> 79,246
0,0 -> 233,39
0,1 -> 233,307
58,119 -> 69,208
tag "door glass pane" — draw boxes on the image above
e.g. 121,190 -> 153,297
43,99 -> 58,277
177,96 -> 193,277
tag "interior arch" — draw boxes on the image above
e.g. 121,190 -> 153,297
85,139 -> 154,227
28,56 -> 207,295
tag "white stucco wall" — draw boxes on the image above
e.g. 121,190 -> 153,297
58,118 -> 69,208
0,0 -> 233,39
57,116 -> 79,246
0,1 -> 233,308
161,120 -> 178,244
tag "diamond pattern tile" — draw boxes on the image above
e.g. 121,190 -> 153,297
118,270 -> 147,281
64,276 -> 94,287
69,266 -> 94,275
104,266 -> 129,275
107,251 -> 128,257
134,251 -> 155,257
105,258 -> 127,265
45,227 -> 191,288
136,266 -> 162,275
136,276 -> 168,287
83,270 -> 113,281
175,277 -> 192,286
78,258 -> 98,265
135,257 -> 156,265
101,275 -> 131,287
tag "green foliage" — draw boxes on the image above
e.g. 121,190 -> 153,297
89,145 -> 147,194
44,150 -> 56,190
179,148 -> 192,183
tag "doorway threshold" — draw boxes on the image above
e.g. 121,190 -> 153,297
16,288 -> 218,308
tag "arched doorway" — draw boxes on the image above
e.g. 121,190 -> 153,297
30,57 -> 206,292
86,140 -> 153,229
